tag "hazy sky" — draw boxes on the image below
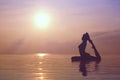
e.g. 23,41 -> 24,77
0,0 -> 120,55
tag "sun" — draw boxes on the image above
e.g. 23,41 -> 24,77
34,12 -> 51,28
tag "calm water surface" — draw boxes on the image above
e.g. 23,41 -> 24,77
0,54 -> 120,80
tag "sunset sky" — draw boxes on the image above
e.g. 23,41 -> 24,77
0,0 -> 120,55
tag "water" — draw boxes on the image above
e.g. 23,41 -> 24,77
0,54 -> 120,80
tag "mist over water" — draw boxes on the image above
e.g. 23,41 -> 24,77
0,53 -> 120,80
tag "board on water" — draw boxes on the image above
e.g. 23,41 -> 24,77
71,56 -> 101,62
71,56 -> 81,62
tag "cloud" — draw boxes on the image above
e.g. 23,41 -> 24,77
5,38 -> 25,54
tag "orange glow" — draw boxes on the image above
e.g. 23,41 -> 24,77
37,53 -> 48,57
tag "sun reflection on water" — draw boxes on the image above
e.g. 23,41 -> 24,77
35,72 -> 45,80
35,53 -> 48,80
38,68 -> 43,70
39,76 -> 44,80
37,53 -> 48,57
39,62 -> 43,64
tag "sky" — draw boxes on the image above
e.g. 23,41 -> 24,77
0,0 -> 120,55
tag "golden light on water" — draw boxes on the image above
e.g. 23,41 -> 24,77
39,76 -> 44,80
37,53 -> 48,57
35,53 -> 48,80
38,68 -> 43,70
35,73 -> 45,80
39,62 -> 43,64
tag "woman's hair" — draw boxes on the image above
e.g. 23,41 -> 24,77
82,33 -> 90,41
82,34 -> 87,41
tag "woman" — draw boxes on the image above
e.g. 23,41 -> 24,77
78,33 -> 101,61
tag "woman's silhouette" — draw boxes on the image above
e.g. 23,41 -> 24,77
78,33 -> 101,76
78,33 -> 101,61
71,33 -> 101,76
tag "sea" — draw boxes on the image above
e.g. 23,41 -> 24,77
0,53 -> 120,80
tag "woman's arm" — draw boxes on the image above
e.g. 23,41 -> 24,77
89,40 -> 101,60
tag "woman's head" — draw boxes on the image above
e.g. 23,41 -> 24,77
82,33 -> 87,41
82,33 -> 90,41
